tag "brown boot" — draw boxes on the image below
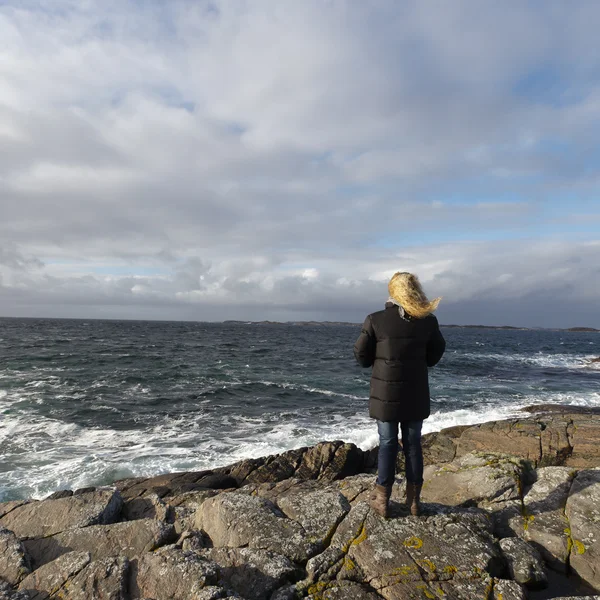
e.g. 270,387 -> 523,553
370,484 -> 392,518
406,483 -> 422,516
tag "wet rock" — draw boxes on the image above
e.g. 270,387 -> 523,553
0,528 -> 30,585
499,537 -> 547,588
232,447 -> 305,486
565,468 -> 600,590
24,519 -> 175,569
509,466 -> 574,572
18,551 -> 90,598
198,547 -> 297,600
231,442 -> 364,488
0,490 -> 122,540
195,474 -> 238,490
196,492 -> 318,562
296,442 -> 363,482
421,452 -> 524,507
115,469 -> 220,499
45,490 -> 73,500
130,546 -> 219,599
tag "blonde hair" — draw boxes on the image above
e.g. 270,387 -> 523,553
388,272 -> 441,319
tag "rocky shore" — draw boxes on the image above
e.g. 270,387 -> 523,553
1,405 -> 599,600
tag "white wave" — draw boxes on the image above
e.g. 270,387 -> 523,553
1,373 -> 599,502
254,380 -> 367,400
458,351 -> 597,370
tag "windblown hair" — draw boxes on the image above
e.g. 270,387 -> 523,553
388,272 -> 441,319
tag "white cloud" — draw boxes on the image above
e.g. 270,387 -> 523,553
0,1 -> 599,326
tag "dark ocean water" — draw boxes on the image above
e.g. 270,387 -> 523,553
1,317 -> 599,501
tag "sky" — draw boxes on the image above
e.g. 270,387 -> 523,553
1,1 -> 599,328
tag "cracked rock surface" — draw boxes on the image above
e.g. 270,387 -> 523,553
565,469 -> 600,591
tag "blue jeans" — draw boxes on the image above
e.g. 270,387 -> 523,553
376,420 -> 424,487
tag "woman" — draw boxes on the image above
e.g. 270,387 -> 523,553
354,272 -> 446,517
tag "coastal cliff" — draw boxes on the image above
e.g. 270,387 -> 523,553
1,406 -> 599,600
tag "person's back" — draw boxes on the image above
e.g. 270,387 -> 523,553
354,272 -> 445,517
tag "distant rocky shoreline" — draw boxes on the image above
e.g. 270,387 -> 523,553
222,320 -> 599,332
1,405 -> 600,599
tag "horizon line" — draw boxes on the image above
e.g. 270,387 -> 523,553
0,315 -> 597,332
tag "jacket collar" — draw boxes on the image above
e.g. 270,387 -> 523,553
385,301 -> 413,321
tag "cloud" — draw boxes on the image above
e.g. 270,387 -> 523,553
0,1 -> 599,326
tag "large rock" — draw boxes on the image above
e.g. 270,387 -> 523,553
276,487 -> 350,546
130,546 -> 219,599
18,551 -> 91,599
296,442 -> 364,482
0,503 -> 29,520
114,468 -> 235,500
336,506 -> 504,597
565,469 -> 600,590
18,551 -> 127,600
524,406 -> 600,468
115,441 -> 366,498
448,409 -> 600,468
23,519 -> 174,569
196,492 -> 319,562
499,537 -> 547,588
168,490 -> 219,534
55,556 -> 128,600
456,419 -> 542,463
421,453 -> 524,507
0,529 -> 30,585
509,466 -> 574,572
121,493 -> 171,522
198,547 -> 298,600
305,502 -> 370,584
0,490 -> 122,539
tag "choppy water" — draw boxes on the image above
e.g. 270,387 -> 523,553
1,317 -> 598,501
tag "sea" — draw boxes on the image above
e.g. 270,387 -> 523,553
1,317 -> 599,502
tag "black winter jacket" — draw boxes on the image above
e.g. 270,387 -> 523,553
354,303 -> 446,422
